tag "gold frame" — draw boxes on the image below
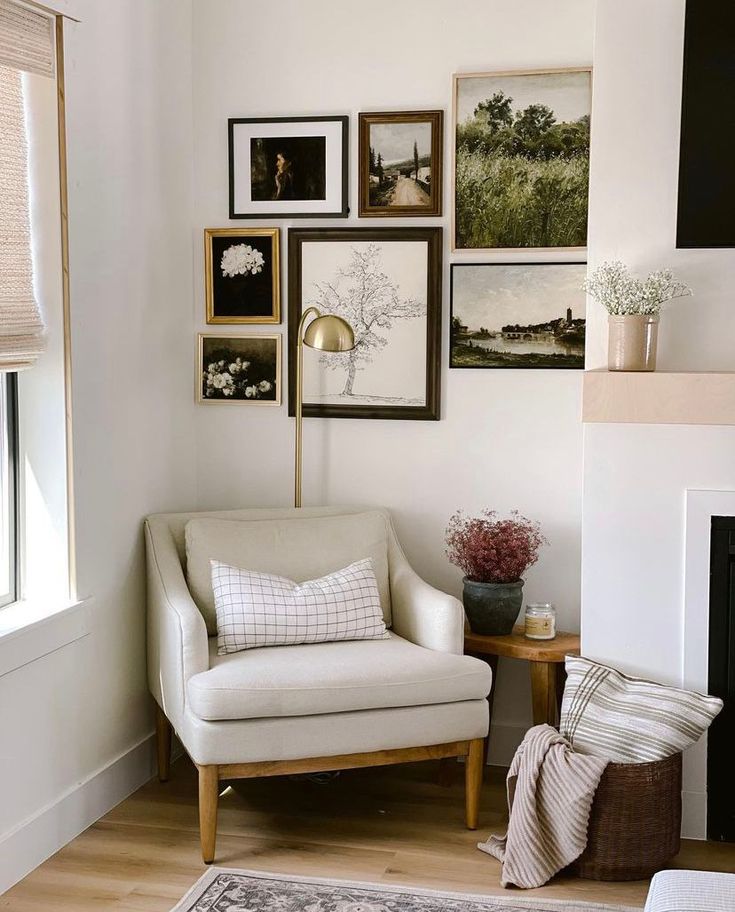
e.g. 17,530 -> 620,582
197,333 -> 282,406
358,110 -> 443,218
451,66 -> 592,254
204,227 -> 280,324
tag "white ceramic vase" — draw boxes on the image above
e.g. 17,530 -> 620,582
607,314 -> 659,371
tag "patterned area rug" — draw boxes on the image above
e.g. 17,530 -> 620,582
170,869 -> 640,912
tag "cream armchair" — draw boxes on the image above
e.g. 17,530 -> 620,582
146,506 -> 492,863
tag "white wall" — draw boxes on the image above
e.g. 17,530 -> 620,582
0,0 -> 197,891
191,0 -> 594,761
586,0 -> 735,370
582,0 -> 735,838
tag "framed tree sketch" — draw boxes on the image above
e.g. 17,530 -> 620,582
358,111 -> 443,217
452,68 -> 591,251
205,228 -> 280,324
228,116 -> 349,219
450,262 -> 586,369
198,334 -> 281,404
288,227 -> 442,420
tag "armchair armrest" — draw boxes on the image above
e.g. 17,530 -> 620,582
145,519 -> 209,729
390,556 -> 465,655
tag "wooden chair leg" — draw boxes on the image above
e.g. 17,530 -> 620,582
198,765 -> 219,864
155,704 -> 172,783
465,738 -> 483,830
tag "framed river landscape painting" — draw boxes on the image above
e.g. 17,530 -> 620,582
450,263 -> 586,369
288,227 -> 442,420
453,68 -> 591,251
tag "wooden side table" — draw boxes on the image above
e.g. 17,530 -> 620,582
465,626 -> 580,759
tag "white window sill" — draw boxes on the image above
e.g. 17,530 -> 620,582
0,597 -> 89,678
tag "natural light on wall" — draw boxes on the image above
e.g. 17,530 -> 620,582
0,1 -> 72,609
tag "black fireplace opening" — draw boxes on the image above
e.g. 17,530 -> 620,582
707,515 -> 735,841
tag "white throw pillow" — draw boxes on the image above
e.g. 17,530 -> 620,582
560,655 -> 723,763
185,511 -> 391,634
212,557 -> 389,655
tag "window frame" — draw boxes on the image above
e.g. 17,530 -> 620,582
0,371 -> 19,609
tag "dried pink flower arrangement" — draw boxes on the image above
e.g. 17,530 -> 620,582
445,510 -> 547,584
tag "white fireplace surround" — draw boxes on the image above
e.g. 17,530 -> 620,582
682,489 -> 735,838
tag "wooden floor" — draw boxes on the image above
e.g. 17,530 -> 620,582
4,756 -> 735,910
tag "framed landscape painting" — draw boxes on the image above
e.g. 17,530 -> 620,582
198,334 -> 281,404
450,263 -> 586,369
288,227 -> 442,420
228,116 -> 348,218
358,111 -> 443,217
453,68 -> 591,251
205,228 -> 280,324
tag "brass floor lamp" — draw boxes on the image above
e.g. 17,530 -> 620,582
294,307 -> 354,508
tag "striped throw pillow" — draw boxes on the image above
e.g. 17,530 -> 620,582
212,557 -> 389,655
560,655 -> 723,763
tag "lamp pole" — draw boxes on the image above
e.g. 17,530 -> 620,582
294,306 -> 320,508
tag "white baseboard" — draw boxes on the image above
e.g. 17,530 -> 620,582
486,720 -> 526,767
0,732 -> 158,896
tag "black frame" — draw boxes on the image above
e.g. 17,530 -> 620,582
0,373 -> 18,609
707,515 -> 735,841
228,116 -> 349,219
288,226 -> 442,420
449,261 -> 587,370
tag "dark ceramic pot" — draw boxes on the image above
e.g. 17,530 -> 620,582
462,577 -> 524,635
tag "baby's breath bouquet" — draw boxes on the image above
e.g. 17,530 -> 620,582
583,261 -> 692,316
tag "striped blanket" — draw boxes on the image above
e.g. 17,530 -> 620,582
478,724 -> 607,889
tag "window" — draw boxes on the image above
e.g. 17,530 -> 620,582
0,372 -> 18,607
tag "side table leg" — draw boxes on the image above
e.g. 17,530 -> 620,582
478,654 -> 499,766
530,661 -> 557,726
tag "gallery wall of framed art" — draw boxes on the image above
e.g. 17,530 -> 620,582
197,58 -> 591,410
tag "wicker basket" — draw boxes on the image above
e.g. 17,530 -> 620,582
575,751 -> 682,881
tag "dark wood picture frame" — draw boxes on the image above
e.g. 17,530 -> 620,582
228,115 -> 349,219
358,110 -> 443,217
205,228 -> 280,324
449,261 -> 587,370
288,227 -> 442,420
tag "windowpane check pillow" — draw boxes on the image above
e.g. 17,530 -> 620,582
560,655 -> 723,763
212,557 -> 389,655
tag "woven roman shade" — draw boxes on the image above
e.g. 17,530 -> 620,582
0,64 -> 45,369
0,0 -> 54,77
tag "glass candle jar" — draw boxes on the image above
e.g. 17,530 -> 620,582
524,603 -> 556,640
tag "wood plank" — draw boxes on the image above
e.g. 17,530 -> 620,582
219,742 -> 470,780
583,369 -> 735,426
3,755 -> 735,910
465,626 -> 579,662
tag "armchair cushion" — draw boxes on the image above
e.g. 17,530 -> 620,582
187,632 -> 492,721
185,511 -> 391,634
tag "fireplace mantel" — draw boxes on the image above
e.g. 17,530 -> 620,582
582,370 -> 735,426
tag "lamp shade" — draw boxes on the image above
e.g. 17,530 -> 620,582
302,314 -> 354,352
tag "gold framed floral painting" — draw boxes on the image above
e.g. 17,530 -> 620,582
205,228 -> 280,324
197,334 -> 281,405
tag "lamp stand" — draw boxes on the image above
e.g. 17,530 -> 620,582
294,306 -> 319,508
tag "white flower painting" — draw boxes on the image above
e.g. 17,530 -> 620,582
205,228 -> 280,324
198,335 -> 281,404
220,243 -> 265,278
